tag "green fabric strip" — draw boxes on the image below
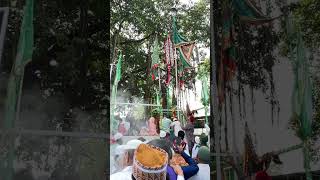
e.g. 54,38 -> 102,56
2,0 -> 34,179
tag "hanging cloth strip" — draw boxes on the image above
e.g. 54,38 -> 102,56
110,51 -> 122,134
201,76 -> 209,124
164,35 -> 175,86
151,35 -> 161,81
232,0 -> 279,24
172,16 -> 195,90
286,13 -> 313,180
217,0 -> 278,105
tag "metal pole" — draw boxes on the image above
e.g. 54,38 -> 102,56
110,64 -> 114,80
174,46 -> 180,119
211,0 -> 222,179
0,128 -> 109,139
111,102 -> 161,107
15,69 -> 25,123
158,67 -> 161,94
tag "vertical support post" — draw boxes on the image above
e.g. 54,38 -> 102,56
174,47 -> 180,119
0,7 -> 9,67
303,142 -> 312,180
211,0 -> 222,179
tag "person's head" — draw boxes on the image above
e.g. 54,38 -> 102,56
132,144 -> 168,180
197,146 -> 210,164
114,133 -> 123,145
200,133 -> 208,146
117,139 -> 143,168
115,113 -> 122,121
159,130 -> 166,139
178,130 -> 185,140
147,139 -> 173,160
166,111 -> 172,118
118,149 -> 135,168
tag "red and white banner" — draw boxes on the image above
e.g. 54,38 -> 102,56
164,35 -> 175,86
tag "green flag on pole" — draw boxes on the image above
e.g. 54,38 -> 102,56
287,14 -> 313,180
201,76 -> 209,124
172,16 -> 195,68
291,31 -> 313,140
1,0 -> 34,179
110,51 -> 122,134
291,31 -> 313,180
167,85 -> 172,110
4,0 -> 34,127
151,35 -> 160,81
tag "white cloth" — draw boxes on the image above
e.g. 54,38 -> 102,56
171,121 -> 183,137
177,175 -> 185,180
191,144 -> 200,159
110,166 -> 133,180
188,164 -> 210,180
123,139 -> 142,150
160,130 -> 166,138
184,142 -> 190,156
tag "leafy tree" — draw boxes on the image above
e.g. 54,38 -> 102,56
111,0 -> 209,103
1,0 -> 108,179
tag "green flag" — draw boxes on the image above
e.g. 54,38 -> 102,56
201,77 -> 209,124
167,85 -> 172,109
151,36 -> 160,81
172,16 -> 195,68
287,14 -> 313,180
110,52 -> 122,134
291,32 -> 313,140
201,77 -> 209,107
233,0 -> 275,24
4,0 -> 34,128
115,51 -> 122,83
1,0 -> 34,179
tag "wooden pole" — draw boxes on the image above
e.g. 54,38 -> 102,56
0,7 -> 9,67
211,0 -> 222,178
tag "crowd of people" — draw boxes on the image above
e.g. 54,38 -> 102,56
110,138 -> 210,180
110,111 -> 211,180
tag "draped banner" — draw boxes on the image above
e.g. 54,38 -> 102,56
2,0 -> 34,179
217,0 -> 276,104
164,35 -> 174,86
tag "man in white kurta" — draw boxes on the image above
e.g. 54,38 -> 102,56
188,146 -> 210,180
110,139 -> 143,180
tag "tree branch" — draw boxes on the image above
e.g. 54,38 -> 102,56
120,32 -> 155,45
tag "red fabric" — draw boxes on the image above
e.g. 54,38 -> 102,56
189,115 -> 195,123
255,171 -> 271,180
110,137 -> 116,144
164,35 -> 173,86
